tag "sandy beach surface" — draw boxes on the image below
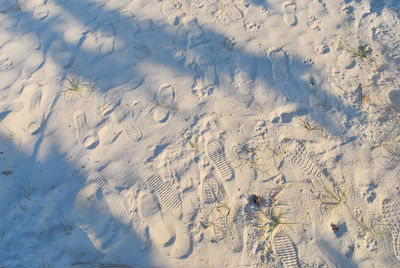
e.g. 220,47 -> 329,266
1,0 -> 400,267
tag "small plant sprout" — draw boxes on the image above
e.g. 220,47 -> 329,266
337,33 -> 382,69
254,205 -> 297,248
266,145 -> 284,169
18,183 -> 32,211
338,34 -> 372,60
318,182 -> 347,214
23,183 -> 31,200
19,200 -> 27,211
62,223 -> 73,235
62,73 -> 94,103
232,142 -> 272,175
218,0 -> 226,13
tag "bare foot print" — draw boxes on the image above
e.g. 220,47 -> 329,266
138,191 -> 174,247
22,83 -> 43,134
283,1 -> 297,26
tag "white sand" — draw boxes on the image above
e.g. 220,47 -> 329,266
1,0 -> 400,267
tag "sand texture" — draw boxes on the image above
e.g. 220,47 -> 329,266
1,0 -> 400,267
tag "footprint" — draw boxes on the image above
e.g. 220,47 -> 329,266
21,83 -> 43,135
157,83 -> 175,106
201,174 -> 225,205
269,48 -> 290,83
18,0 -> 48,20
49,40 -> 74,69
308,0 -> 328,18
239,225 -> 266,266
75,183 -> 101,218
382,198 -> 400,228
162,1 -> 181,26
35,3 -> 48,21
193,55 -> 216,98
382,199 -> 400,261
73,111 -> 99,149
87,173 -> 132,226
221,0 -> 244,25
138,191 -> 174,247
184,0 -> 203,9
269,48 -> 303,102
181,16 -> 207,48
0,55 -> 14,71
233,56 -> 257,107
153,84 -> 176,123
206,139 -> 234,181
146,175 -> 182,217
231,203 -> 245,253
273,232 -> 300,268
26,0 -> 49,21
153,107 -> 169,124
23,49 -> 44,77
200,172 -> 232,242
278,137 -> 324,180
269,103 -> 299,124
167,217 -> 192,259
361,183 -> 377,203
392,230 -> 400,261
0,99 -> 23,121
96,22 -> 116,55
209,205 -> 231,241
282,1 -> 297,26
111,105 -> 142,142
199,55 -> 217,90
146,175 -> 191,258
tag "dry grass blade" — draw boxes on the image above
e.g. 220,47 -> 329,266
381,142 -> 400,161
318,182 -> 347,214
296,117 -> 321,132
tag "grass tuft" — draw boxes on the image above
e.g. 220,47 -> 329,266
318,182 -> 347,214
62,73 -> 94,103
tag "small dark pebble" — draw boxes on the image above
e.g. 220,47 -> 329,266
331,223 -> 339,232
253,194 -> 262,208
1,170 -> 12,176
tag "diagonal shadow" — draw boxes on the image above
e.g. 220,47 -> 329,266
42,0 -> 363,140
0,133 -> 150,267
